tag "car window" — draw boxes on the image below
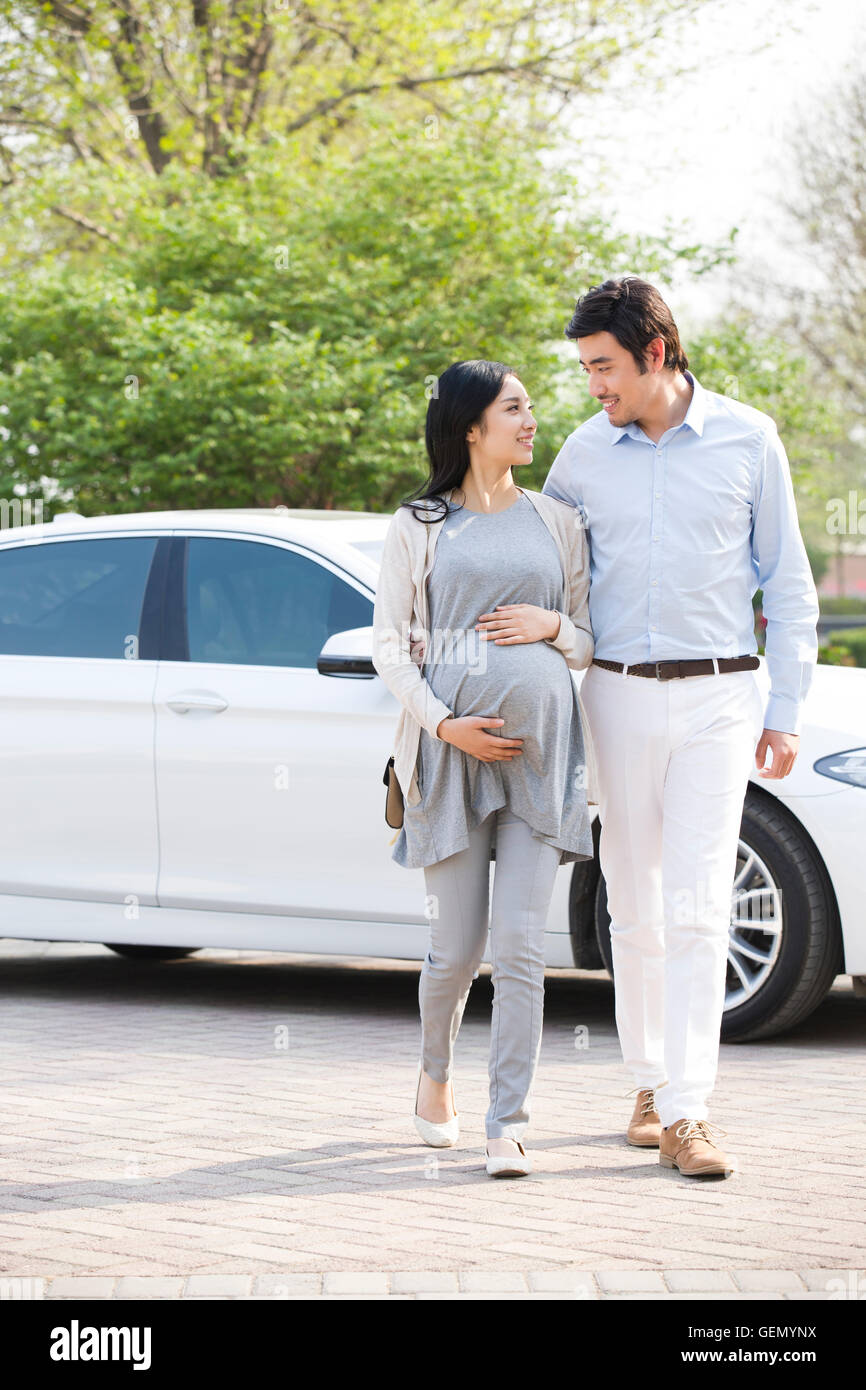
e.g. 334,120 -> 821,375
186,538 -> 373,667
0,536 -> 158,658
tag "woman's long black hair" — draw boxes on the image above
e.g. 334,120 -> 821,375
400,359 -> 518,524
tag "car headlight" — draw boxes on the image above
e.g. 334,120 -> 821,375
813,747 -> 866,789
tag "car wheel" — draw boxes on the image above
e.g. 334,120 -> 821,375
592,789 -> 843,1042
104,944 -> 201,960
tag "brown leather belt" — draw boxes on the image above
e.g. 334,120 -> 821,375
592,655 -> 760,681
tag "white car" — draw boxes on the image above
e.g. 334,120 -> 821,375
0,507 -> 862,1041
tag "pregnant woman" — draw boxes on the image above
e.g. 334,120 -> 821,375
372,359 -> 596,1177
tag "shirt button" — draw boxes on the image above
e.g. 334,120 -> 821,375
651,624 -> 658,630
652,580 -> 658,586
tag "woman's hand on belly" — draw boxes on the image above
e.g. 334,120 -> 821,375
475,604 -> 560,643
436,715 -> 524,763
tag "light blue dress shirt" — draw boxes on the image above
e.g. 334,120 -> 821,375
542,370 -> 819,735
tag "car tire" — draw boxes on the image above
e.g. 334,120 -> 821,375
592,789 -> 843,1042
104,944 -> 201,960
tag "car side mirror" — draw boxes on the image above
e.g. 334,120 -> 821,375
317,626 -> 376,678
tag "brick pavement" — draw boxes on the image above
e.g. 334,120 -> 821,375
0,940 -> 863,1299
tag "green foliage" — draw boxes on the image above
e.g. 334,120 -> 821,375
0,5 -> 838,518
0,0 -> 710,188
687,318 -> 841,489
805,543 -> 830,588
823,627 -> 866,667
0,120 -> 733,513
819,596 -> 866,614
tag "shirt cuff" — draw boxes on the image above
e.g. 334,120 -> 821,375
763,693 -> 803,737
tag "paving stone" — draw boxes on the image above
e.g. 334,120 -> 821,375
183,1275 -> 253,1297
798,1269 -> 865,1295
252,1274 -> 323,1295
664,1270 -> 738,1292
113,1278 -> 185,1299
733,1270 -> 807,1292
390,1272 -> 460,1293
597,1270 -> 666,1292
458,1272 -> 528,1292
527,1271 -> 597,1293
322,1273 -> 389,1294
1,949 -> 859,1282
45,1277 -> 116,1299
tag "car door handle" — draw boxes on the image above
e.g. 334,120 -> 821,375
165,692 -> 229,714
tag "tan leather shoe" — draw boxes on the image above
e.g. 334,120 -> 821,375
659,1118 -> 734,1176
626,1087 -> 662,1147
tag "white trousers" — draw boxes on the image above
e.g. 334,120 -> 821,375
579,662 -> 764,1127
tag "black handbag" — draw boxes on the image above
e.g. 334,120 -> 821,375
383,755 -> 404,829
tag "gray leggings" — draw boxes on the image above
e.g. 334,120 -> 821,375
420,805 -> 561,1139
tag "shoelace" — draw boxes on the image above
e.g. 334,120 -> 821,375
625,1086 -> 658,1118
675,1119 -> 728,1148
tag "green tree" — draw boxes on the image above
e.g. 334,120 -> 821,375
0,118 -> 732,512
0,0 -> 829,518
0,0 -> 708,247
735,56 -> 866,588
685,315 -> 841,500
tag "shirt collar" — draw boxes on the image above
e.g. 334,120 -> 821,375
608,369 -> 705,445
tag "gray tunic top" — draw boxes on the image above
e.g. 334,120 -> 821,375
392,492 -> 594,869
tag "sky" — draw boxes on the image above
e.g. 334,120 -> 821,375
566,0 -> 865,332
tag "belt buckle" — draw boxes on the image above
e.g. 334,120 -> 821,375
655,660 -> 678,681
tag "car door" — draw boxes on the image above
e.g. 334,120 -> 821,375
0,531 -> 163,904
153,531 -> 398,917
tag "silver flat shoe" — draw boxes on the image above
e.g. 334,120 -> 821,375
413,1068 -> 459,1147
485,1139 -> 532,1177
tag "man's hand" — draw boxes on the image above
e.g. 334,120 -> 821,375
755,728 -> 799,779
475,604 -> 560,644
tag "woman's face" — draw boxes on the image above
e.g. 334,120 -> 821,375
466,374 -> 537,466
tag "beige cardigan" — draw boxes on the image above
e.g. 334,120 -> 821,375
371,485 -> 599,809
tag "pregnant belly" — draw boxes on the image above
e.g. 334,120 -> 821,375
428,639 -> 572,734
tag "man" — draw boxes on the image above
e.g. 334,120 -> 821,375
542,276 -> 819,1177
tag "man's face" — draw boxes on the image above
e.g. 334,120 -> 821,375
577,331 -> 656,428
